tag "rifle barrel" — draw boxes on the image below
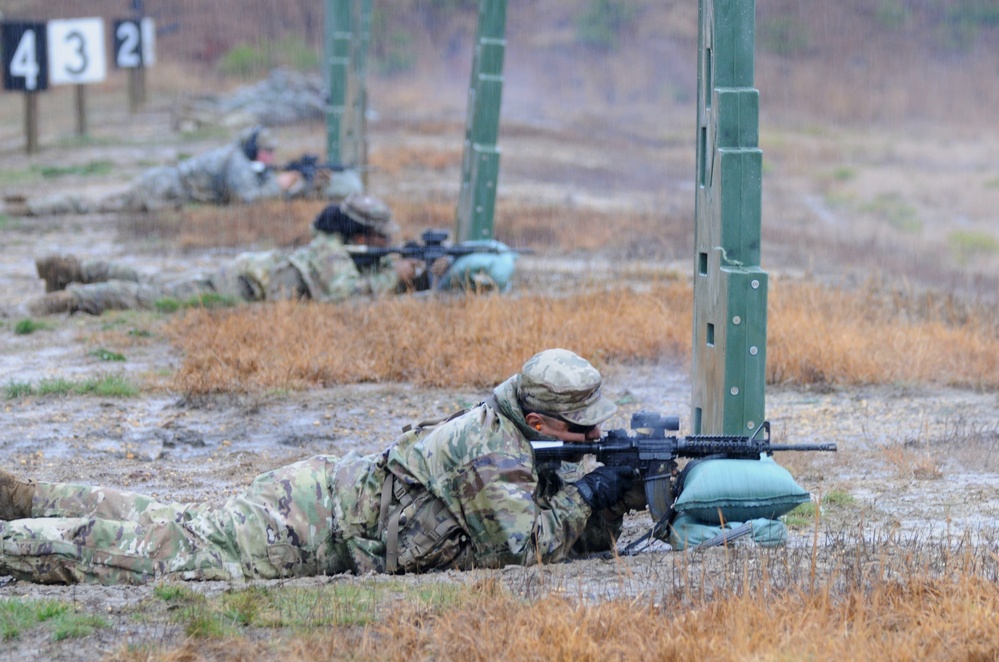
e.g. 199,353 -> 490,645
766,443 -> 838,452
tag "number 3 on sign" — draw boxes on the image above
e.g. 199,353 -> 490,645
47,18 -> 108,85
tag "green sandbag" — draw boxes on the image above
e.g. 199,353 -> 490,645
668,513 -> 788,551
439,241 -> 518,292
672,456 -> 810,524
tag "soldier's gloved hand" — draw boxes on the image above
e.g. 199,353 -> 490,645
571,466 -> 636,512
430,256 -> 451,278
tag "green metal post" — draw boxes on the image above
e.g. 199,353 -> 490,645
342,0 -> 371,172
455,0 -> 508,242
691,0 -> 768,436
325,0 -> 351,163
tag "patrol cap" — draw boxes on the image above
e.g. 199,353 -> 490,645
517,348 -> 617,426
341,192 -> 400,236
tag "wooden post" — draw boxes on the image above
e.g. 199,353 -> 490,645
75,85 -> 88,136
25,92 -> 39,154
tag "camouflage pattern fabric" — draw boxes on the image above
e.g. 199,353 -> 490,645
331,374 -> 594,574
45,234 -> 400,315
125,142 -> 282,211
0,457 -> 350,585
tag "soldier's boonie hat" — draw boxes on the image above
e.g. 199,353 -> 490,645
517,348 -> 617,426
342,192 -> 400,236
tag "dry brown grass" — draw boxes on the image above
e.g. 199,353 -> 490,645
115,551 -> 999,661
369,144 -> 463,177
167,283 -> 692,395
768,278 -> 999,390
165,277 -> 999,397
118,199 -> 322,251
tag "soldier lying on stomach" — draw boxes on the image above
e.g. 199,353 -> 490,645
1,349 -> 640,585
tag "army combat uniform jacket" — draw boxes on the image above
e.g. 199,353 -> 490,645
51,233 -> 399,315
0,378 -> 596,585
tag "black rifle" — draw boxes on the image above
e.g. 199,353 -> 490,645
282,154 -> 348,185
531,411 -> 837,546
346,229 -> 531,284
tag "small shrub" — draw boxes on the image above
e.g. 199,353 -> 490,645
576,0 -> 637,51
154,298 -> 181,314
77,373 -> 140,398
154,583 -> 199,603
90,348 -> 127,362
37,378 -> 76,396
217,36 -> 319,79
948,230 -> 999,265
758,17 -> 810,55
860,193 -> 921,234
375,31 -> 416,76
783,502 -> 817,528
14,319 -> 49,335
3,380 -> 34,399
36,160 -> 113,178
876,0 -> 911,29
183,293 -> 239,310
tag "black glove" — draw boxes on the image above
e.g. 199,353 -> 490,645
571,466 -> 636,512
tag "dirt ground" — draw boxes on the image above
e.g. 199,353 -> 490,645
2,88 -> 999,659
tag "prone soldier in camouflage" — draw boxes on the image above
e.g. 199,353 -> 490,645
26,194 -> 415,317
122,126 -> 283,211
0,349 -> 639,584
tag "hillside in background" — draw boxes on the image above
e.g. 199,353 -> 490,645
4,0 -> 999,131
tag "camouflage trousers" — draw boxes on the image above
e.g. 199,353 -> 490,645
0,456 -> 352,585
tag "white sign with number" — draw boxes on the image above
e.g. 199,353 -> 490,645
47,18 -> 107,85
141,17 -> 156,67
114,17 -> 155,69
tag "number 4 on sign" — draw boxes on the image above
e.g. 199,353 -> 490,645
2,22 -> 48,91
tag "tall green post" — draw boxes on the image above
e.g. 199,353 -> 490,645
455,0 -> 508,242
342,0 -> 372,178
691,0 -> 768,436
325,0 -> 351,163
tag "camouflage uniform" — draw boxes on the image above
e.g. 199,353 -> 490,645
124,129 -> 282,211
28,194 -> 403,316
29,234 -> 398,316
1,349 -> 625,585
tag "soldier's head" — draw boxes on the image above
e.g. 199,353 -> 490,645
517,348 -> 617,442
314,193 -> 399,246
240,126 -> 277,164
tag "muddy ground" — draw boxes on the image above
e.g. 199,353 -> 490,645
2,92 -> 999,660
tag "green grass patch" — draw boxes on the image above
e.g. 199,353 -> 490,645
79,373 -> 140,397
36,377 -> 77,396
184,293 -> 240,310
576,0 -> 637,51
154,293 -> 238,313
831,166 -> 856,182
9,374 -> 141,398
860,193 -> 922,234
821,489 -> 855,506
155,580 -> 474,639
35,160 -> 113,179
14,319 -> 51,335
217,36 -> 320,78
949,230 -> 999,265
759,17 -> 810,55
984,177 -> 999,189
0,598 -> 110,642
154,298 -> 182,313
783,502 -> 818,528
90,348 -> 127,362
3,381 -> 34,399
128,328 -> 154,338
